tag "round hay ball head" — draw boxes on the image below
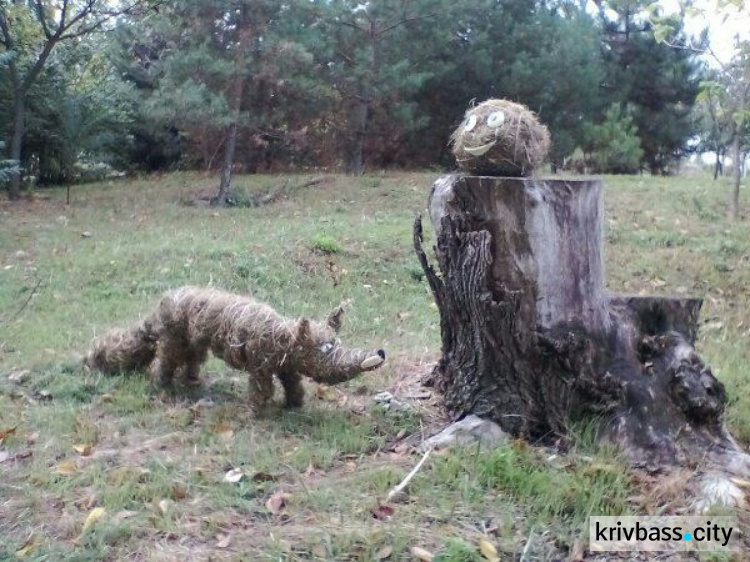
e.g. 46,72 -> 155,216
451,99 -> 551,177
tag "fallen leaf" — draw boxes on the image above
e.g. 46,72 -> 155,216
252,472 -> 277,482
569,539 -> 585,561
73,444 -> 93,457
75,489 -> 98,510
304,462 -> 320,477
311,543 -> 327,558
730,477 -> 750,488
114,510 -> 138,521
191,398 -> 215,412
375,545 -> 393,559
266,491 -> 291,514
216,534 -> 231,549
81,231 -> 92,238
26,432 -> 39,445
54,459 -> 77,475
393,443 -> 410,455
80,507 -> 106,534
157,499 -> 172,515
223,468 -> 244,483
171,483 -> 188,500
7,370 -> 30,384
479,538 -> 500,562
214,423 -> 234,441
0,426 -> 17,444
410,546 -> 434,561
371,504 -> 395,521
12,451 -> 32,462
314,385 -> 336,401
14,537 -> 36,558
99,394 -> 114,403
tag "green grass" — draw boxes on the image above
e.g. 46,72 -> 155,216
0,170 -> 748,560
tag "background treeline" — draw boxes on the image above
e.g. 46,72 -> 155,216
0,0 -> 737,187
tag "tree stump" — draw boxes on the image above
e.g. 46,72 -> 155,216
415,174 -> 747,473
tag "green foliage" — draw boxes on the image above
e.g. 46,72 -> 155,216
434,539 -> 485,562
310,233 -> 343,254
585,104 -> 644,174
0,0 -> 714,181
0,3 -> 140,186
596,1 -> 702,173
2,171 -> 750,558
0,141 -> 20,185
314,0 -> 440,171
426,444 -> 631,523
117,0 -> 325,174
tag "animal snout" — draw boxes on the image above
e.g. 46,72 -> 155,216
377,349 -> 385,359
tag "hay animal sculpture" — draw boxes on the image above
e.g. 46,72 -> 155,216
85,286 -> 386,414
451,98 -> 550,176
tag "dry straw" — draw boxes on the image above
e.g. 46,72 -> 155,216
450,99 -> 550,176
85,286 -> 386,413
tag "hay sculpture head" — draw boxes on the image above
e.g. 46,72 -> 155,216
451,99 -> 550,177
292,310 -> 386,385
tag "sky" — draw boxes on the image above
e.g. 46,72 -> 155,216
658,0 -> 750,65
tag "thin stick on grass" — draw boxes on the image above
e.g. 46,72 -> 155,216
520,527 -> 535,562
387,447 -> 431,501
1,278 -> 43,325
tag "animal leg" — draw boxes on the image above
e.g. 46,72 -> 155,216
247,371 -> 275,416
181,345 -> 209,386
150,335 -> 187,386
278,371 -> 305,408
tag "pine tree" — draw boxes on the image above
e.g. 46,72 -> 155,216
595,0 -> 702,173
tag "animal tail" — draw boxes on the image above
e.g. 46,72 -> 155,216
84,314 -> 159,375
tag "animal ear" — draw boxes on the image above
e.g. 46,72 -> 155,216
297,317 -> 312,343
326,306 -> 344,333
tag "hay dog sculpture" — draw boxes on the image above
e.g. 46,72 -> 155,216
85,286 -> 386,414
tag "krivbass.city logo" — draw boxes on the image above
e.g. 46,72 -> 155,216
589,516 -> 739,552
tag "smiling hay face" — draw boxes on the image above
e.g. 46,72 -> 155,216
451,99 -> 550,177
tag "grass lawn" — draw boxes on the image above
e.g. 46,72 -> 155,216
0,170 -> 748,560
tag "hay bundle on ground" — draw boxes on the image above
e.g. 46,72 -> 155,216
85,321 -> 159,374
84,286 -> 386,415
450,99 -> 550,177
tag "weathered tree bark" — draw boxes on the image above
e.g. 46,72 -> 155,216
415,174 -> 746,472
713,147 -> 723,180
8,94 -> 25,201
729,127 -> 741,220
349,91 -> 370,176
214,119 -> 239,207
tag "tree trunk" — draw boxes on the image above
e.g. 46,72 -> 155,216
713,148 -> 722,180
213,120 -> 238,207
415,174 -> 746,471
8,93 -> 25,201
349,91 -> 369,176
729,129 -> 741,220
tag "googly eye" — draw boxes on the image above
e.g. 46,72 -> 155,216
464,114 -> 478,132
486,111 -> 505,128
319,342 -> 334,353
